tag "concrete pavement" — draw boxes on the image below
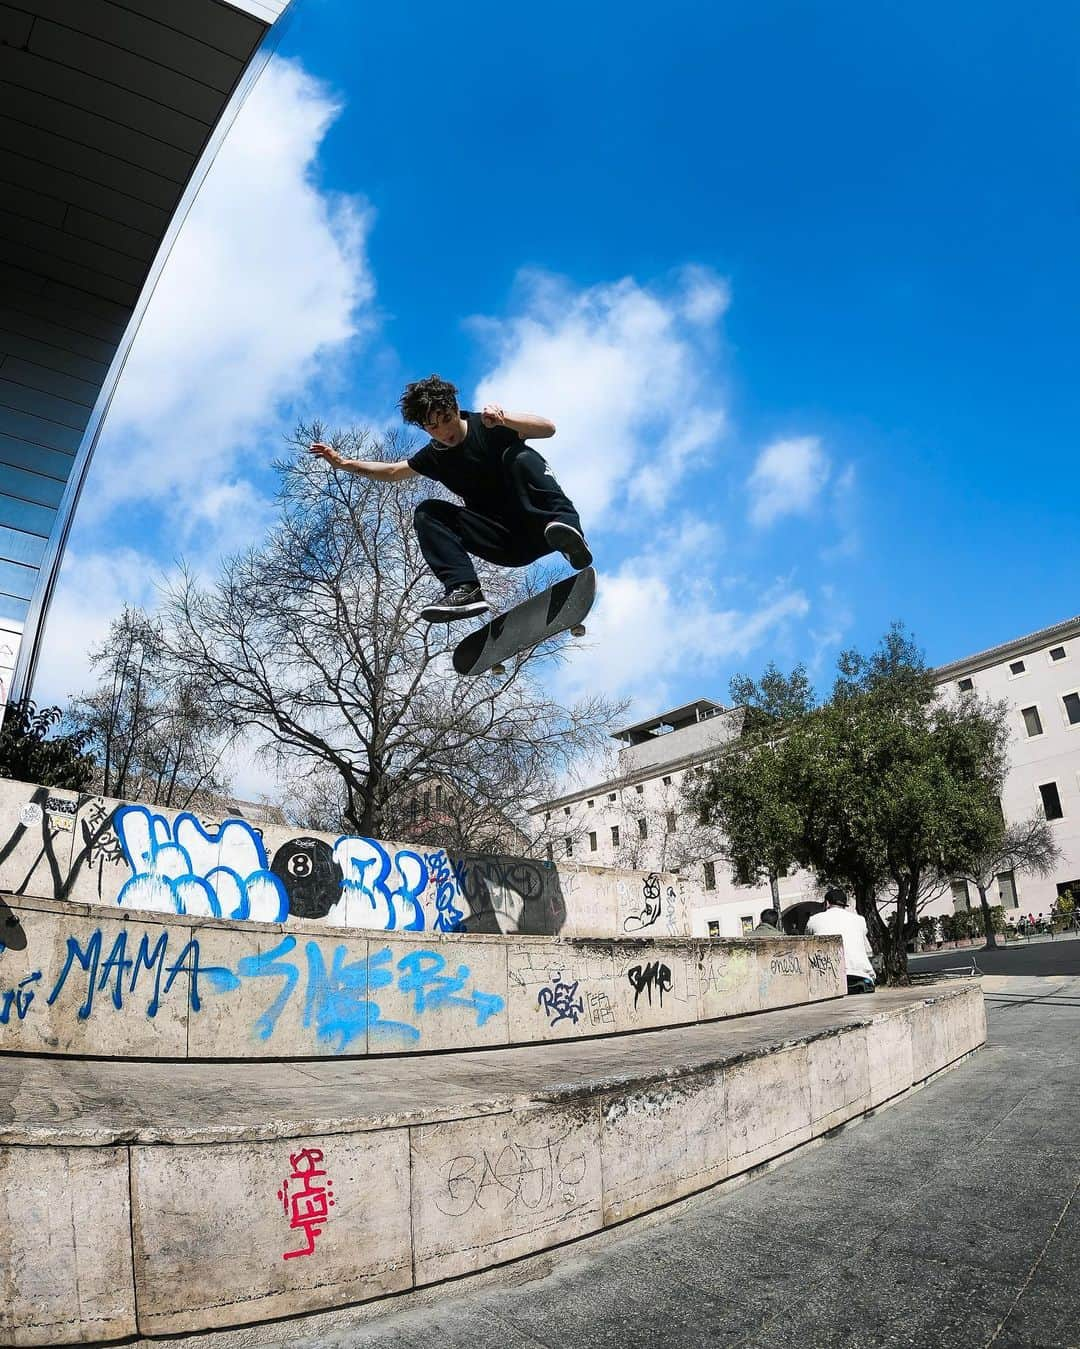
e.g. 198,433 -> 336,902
232,971 -> 1080,1349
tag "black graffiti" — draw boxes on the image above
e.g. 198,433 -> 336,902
627,960 -> 672,1008
270,837 -> 344,920
807,951 -> 837,976
623,872 -> 663,933
450,854 -> 566,935
537,973 -> 585,1027
770,954 -> 802,975
434,1133 -> 588,1217
0,790 -> 131,904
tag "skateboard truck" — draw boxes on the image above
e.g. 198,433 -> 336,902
570,624 -> 586,637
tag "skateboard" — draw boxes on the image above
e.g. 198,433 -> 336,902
452,567 -> 597,676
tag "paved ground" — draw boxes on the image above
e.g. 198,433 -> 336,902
910,933 -> 1080,979
273,965 -> 1080,1349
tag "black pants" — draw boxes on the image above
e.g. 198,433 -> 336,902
414,444 -> 583,590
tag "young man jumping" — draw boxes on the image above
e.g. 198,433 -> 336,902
309,374 -> 592,622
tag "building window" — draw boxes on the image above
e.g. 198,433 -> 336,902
611,825 -> 620,847
703,860 -> 716,891
635,784 -> 644,794
1056,878 -> 1080,901
1063,692 -> 1080,726
565,838 -> 573,856
564,805 -> 570,815
740,915 -> 754,936
589,831 -> 597,852
1039,782 -> 1064,820
608,792 -> 616,802
957,678 -> 974,693
951,880 -> 970,911
546,843 -> 553,862
587,799 -> 594,808
666,810 -> 677,832
1050,645 -> 1067,662
1009,660 -> 1026,677
663,775 -> 672,786
638,817 -> 648,839
435,784 -> 443,808
408,798 -> 418,822
997,870 -> 1018,908
422,791 -> 430,812
707,920 -> 721,938
1022,706 -> 1044,737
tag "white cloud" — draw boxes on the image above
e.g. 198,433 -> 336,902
679,265 -> 732,326
747,435 -> 831,528
33,547 -> 162,707
471,268 -> 729,525
552,516 -> 810,714
34,57 -> 375,743
81,57 -> 376,552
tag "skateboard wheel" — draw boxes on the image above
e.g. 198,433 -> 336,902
491,662 -> 507,675
570,624 -> 586,637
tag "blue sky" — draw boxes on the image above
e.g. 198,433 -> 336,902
37,0 -> 1080,787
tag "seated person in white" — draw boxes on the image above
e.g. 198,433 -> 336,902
806,887 -> 876,993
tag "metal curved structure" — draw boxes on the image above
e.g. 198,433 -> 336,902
0,0 -> 294,707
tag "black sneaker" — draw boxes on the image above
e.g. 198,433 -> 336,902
419,584 -> 490,623
544,520 -> 593,569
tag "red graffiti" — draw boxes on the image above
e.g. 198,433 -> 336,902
277,1146 -> 334,1259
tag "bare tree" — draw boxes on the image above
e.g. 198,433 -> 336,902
952,815 -> 1062,948
67,606 -> 238,809
158,423 -> 623,838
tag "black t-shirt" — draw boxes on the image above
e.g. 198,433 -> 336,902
407,411 -> 521,514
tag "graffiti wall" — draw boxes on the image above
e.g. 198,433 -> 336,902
0,778 -> 684,939
0,894 -> 844,1059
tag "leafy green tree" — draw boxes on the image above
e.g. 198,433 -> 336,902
688,625 -> 1011,984
0,700 -> 95,790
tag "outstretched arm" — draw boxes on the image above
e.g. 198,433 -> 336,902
309,442 -> 418,482
481,404 -> 556,439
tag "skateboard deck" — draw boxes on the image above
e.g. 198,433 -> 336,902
452,567 -> 597,676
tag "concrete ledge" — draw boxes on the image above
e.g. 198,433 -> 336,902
0,981 -> 985,1344
0,895 -> 843,1060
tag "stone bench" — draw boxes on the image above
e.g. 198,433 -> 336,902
0,981 -> 985,1345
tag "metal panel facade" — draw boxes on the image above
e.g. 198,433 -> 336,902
0,0 -> 287,707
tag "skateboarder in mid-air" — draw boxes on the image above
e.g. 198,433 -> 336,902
309,374 -> 592,622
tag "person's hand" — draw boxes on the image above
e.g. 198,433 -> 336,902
309,441 -> 343,468
481,404 -> 506,427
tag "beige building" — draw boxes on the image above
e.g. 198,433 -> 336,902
531,615 -> 1080,936
530,699 -> 820,937
934,613 -> 1080,919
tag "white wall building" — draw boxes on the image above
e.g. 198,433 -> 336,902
531,615 -> 1080,937
934,614 -> 1080,920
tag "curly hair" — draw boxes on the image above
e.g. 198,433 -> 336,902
398,374 -> 459,427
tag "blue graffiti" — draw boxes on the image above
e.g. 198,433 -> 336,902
302,942 -> 418,1050
397,949 -> 503,1024
0,971 -> 40,1023
426,851 -> 466,932
44,927 -> 239,1020
23,926 -> 505,1050
109,806 -> 472,935
113,806 -> 289,923
334,838 -> 431,931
